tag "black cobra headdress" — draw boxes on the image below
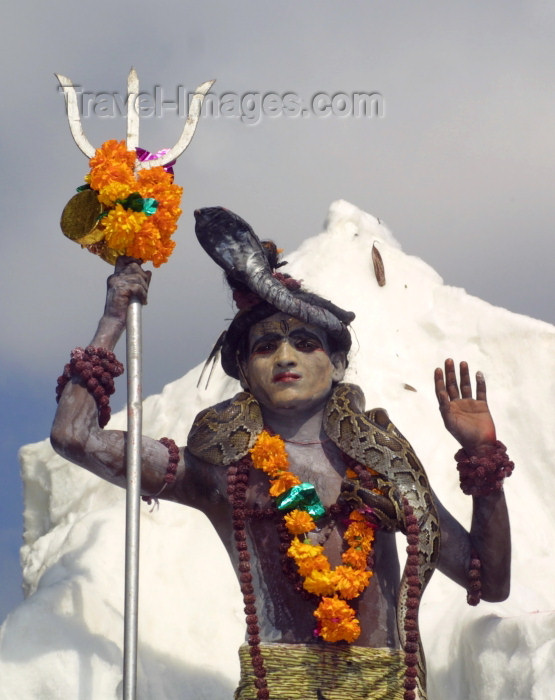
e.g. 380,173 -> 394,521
194,207 -> 355,380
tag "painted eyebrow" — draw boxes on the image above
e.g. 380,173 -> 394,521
248,333 -> 282,353
288,328 -> 324,342
249,329 -> 324,351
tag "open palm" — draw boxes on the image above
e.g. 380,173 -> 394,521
435,359 -> 496,455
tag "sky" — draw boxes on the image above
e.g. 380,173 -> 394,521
1,0 -> 555,620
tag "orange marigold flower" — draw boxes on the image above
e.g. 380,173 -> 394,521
297,554 -> 330,576
137,169 -> 182,207
345,538 -> 374,556
341,548 -> 368,569
154,240 -> 176,267
349,510 -> 366,521
321,617 -> 361,643
344,520 -> 367,539
150,208 -> 181,239
269,472 -> 302,497
126,220 -> 169,266
283,509 -> 317,536
250,431 -> 289,473
314,596 -> 361,643
331,566 -> 373,599
344,519 -> 375,551
90,163 -> 136,192
89,139 -> 136,170
136,165 -> 173,187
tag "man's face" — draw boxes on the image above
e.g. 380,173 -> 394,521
240,312 -> 346,414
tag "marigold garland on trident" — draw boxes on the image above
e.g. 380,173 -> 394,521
249,429 -> 377,644
60,139 -> 183,267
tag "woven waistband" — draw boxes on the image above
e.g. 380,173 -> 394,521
234,642 -> 405,700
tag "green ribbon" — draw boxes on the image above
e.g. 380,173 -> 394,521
141,197 -> 158,215
276,482 -> 326,519
118,192 -> 158,215
82,190 -> 159,222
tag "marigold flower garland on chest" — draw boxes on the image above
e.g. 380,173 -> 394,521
249,430 -> 376,643
60,139 -> 183,267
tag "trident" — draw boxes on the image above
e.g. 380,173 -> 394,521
56,69 -> 214,700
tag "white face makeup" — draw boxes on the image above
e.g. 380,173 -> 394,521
240,313 -> 346,414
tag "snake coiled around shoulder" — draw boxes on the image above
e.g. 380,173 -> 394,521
187,382 -> 440,700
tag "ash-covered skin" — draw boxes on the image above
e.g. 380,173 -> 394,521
194,207 -> 355,339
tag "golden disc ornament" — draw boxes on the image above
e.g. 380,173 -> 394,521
60,188 -> 103,242
59,188 -> 121,264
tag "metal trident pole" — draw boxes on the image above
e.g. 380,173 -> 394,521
56,69 -> 214,699
122,70 -> 141,700
123,296 -> 142,700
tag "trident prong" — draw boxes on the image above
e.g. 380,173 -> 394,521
126,68 -> 140,151
55,73 -> 96,158
56,70 -> 215,162
138,79 -> 215,169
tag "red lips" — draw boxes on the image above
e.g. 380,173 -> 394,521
272,372 -> 301,383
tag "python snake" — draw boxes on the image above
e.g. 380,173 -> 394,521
188,382 -> 440,700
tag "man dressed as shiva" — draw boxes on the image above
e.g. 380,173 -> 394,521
51,207 -> 513,700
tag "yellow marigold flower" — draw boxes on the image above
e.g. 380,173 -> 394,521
103,206 -> 146,252
331,566 -> 373,600
269,472 -> 302,498
97,181 -> 134,207
303,570 -> 336,596
287,537 -> 323,562
283,509 -> 317,536
314,596 -> 361,643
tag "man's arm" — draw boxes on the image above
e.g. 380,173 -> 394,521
434,359 -> 511,602
51,258 -> 203,505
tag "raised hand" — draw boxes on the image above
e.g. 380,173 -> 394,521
104,256 -> 152,324
434,359 -> 497,456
